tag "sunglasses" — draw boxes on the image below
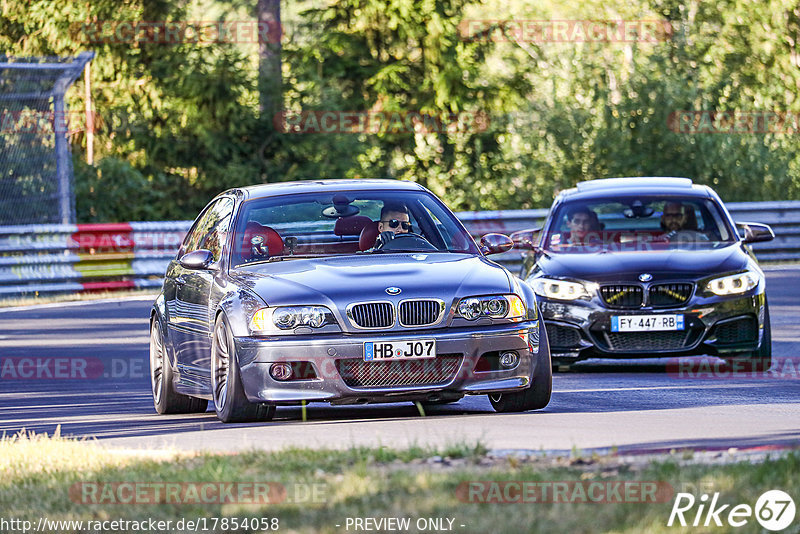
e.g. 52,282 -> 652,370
381,219 -> 412,230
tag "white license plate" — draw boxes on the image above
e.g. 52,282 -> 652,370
611,314 -> 684,332
364,339 -> 436,361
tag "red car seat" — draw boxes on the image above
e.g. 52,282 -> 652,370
359,221 -> 380,251
334,215 -> 373,236
240,221 -> 284,261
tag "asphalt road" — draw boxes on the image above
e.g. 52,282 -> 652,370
1,267 -> 799,454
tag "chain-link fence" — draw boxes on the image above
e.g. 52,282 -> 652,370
0,52 -> 94,225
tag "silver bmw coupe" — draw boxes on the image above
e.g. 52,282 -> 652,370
149,179 -> 551,422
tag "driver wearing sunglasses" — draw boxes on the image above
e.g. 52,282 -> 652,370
378,203 -> 411,234
375,202 -> 412,248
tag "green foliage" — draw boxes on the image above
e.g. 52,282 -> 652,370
73,158 -> 166,222
1,0 -> 799,222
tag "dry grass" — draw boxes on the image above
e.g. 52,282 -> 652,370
2,431 -> 798,533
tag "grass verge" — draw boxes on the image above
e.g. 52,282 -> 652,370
1,432 -> 798,533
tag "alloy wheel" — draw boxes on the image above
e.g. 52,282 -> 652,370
149,322 -> 164,405
212,321 -> 231,410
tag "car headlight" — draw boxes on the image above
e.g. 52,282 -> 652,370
531,277 -> 595,301
456,295 -> 526,321
704,271 -> 760,296
249,306 -> 335,334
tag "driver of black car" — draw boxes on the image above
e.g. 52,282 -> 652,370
660,201 -> 708,242
375,202 -> 411,247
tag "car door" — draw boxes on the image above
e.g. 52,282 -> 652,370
171,197 -> 235,390
165,202 -> 217,367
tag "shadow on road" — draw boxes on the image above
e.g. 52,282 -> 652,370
0,294 -> 798,449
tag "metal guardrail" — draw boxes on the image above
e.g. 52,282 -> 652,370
0,222 -> 190,296
0,201 -> 798,296
726,201 -> 800,261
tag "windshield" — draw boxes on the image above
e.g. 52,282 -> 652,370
544,195 -> 736,253
230,190 -> 479,266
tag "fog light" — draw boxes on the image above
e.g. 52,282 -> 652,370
499,351 -> 519,368
270,362 -> 293,381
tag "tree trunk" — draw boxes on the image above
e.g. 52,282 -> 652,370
257,0 -> 282,119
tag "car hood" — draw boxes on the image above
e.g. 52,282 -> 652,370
536,244 -> 749,282
231,253 -> 512,307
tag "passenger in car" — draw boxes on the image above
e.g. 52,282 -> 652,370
565,206 -> 602,245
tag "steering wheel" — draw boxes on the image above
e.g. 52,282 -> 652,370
376,232 -> 438,251
665,230 -> 710,243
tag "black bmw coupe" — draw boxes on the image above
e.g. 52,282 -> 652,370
513,177 -> 774,370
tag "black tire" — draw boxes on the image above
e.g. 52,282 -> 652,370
489,348 -> 552,413
212,314 -> 276,423
150,316 -> 208,414
724,302 -> 772,372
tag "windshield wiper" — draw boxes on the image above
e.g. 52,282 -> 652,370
235,254 -> 325,267
369,248 -> 449,254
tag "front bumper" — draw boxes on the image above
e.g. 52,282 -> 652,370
539,291 -> 767,360
235,321 -> 543,404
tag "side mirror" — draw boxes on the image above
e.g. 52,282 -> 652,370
509,227 -> 542,251
179,249 -> 218,270
479,233 -> 514,255
737,222 -> 774,244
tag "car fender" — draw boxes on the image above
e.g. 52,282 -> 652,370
511,274 -> 540,322
150,293 -> 178,370
215,288 -> 268,339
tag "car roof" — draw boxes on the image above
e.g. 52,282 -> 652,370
558,177 -> 714,201
229,179 -> 426,200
